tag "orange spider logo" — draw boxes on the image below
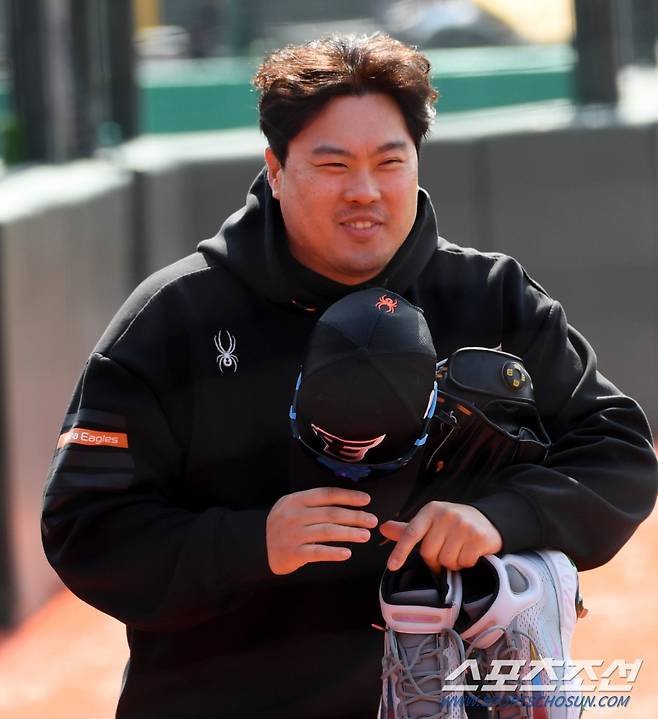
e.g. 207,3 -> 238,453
375,295 -> 398,313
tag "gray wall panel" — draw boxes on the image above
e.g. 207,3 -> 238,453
124,128 -> 266,278
184,157 -> 266,244
134,158 -> 265,278
484,125 -> 657,270
483,124 -> 658,426
0,166 -> 133,624
133,165 -> 191,278
419,139 -> 486,251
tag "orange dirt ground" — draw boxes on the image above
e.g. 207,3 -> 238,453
0,509 -> 656,718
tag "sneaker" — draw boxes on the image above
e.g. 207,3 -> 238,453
379,553 -> 467,719
456,551 -> 582,718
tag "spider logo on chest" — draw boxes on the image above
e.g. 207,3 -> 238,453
213,330 -> 238,373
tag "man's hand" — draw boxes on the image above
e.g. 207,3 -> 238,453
380,501 -> 502,573
266,487 -> 379,575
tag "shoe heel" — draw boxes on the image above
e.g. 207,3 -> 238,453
539,550 -> 578,654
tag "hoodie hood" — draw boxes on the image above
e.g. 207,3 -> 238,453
198,168 -> 443,313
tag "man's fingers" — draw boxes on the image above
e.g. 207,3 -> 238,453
304,506 -> 378,529
418,522 -> 449,573
379,520 -> 407,542
302,523 -> 371,544
297,544 -> 352,564
456,546 -> 480,568
266,489 -> 376,575
375,502 -> 504,575
386,514 -> 431,570
432,530 -> 463,570
300,487 -> 371,508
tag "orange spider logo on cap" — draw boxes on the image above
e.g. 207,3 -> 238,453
375,295 -> 398,313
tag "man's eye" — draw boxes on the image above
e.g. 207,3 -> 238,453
321,162 -> 347,168
382,158 -> 403,165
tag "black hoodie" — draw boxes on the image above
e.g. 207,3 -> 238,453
42,169 -> 657,719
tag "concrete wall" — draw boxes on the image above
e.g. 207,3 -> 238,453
0,113 -> 656,625
418,121 -> 658,423
0,162 -> 133,624
480,124 -> 658,420
122,130 -> 266,277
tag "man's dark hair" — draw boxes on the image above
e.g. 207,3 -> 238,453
253,34 -> 438,164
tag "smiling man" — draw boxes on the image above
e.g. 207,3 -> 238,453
41,34 -> 657,719
265,93 -> 419,284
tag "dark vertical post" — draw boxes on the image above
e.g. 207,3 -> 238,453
69,0 -> 95,156
630,0 -> 658,64
7,0 -> 48,161
573,0 -> 620,105
106,0 -> 138,141
7,0 -> 137,161
227,0 -> 249,56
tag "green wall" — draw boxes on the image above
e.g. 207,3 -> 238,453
0,46 -> 576,148
138,45 -> 576,133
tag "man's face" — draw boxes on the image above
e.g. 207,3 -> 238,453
265,93 -> 419,286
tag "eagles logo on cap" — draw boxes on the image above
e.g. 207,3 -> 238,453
311,424 -> 386,462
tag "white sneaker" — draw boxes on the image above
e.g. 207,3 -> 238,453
456,551 -> 582,718
379,555 -> 467,719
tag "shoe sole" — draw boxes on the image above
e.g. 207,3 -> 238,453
535,550 -> 580,719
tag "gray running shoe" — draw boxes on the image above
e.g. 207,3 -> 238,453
379,554 -> 467,719
457,551 -> 583,719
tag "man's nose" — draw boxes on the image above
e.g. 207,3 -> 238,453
343,170 -> 382,203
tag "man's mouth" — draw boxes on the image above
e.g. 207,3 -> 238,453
343,221 -> 379,230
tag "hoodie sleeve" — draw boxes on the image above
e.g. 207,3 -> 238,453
469,259 -> 658,571
41,347 -> 279,632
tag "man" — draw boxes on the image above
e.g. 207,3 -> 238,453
42,34 -> 657,719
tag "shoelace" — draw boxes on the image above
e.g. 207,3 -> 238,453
382,628 -> 466,719
464,625 -> 536,719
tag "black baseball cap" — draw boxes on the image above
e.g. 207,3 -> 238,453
290,288 -> 437,476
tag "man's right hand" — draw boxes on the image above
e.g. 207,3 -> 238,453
266,487 -> 379,575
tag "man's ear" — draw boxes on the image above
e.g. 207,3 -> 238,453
265,147 -> 282,199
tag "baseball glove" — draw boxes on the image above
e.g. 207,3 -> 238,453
396,347 -> 551,521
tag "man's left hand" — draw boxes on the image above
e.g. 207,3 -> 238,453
380,501 -> 503,573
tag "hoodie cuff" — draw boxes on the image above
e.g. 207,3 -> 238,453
468,491 -> 543,555
214,507 -> 281,588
